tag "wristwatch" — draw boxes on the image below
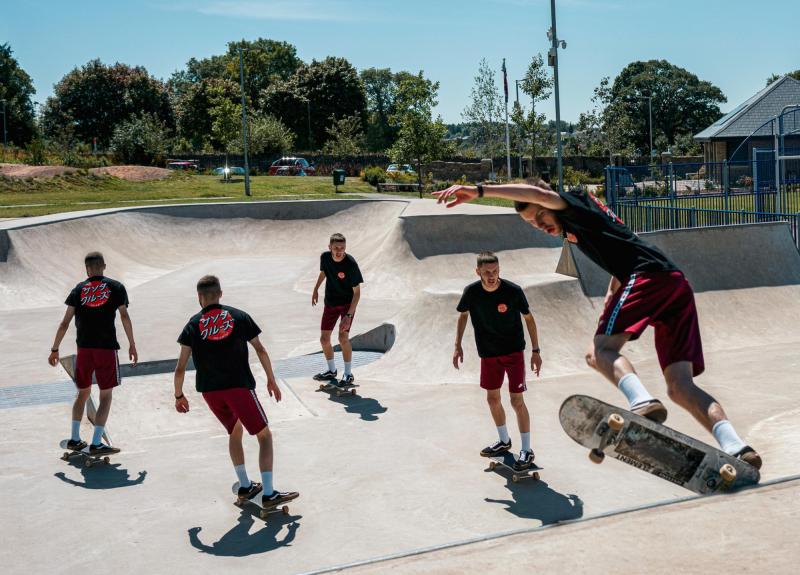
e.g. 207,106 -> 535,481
531,348 -> 541,354
476,183 -> 484,197
345,313 -> 354,318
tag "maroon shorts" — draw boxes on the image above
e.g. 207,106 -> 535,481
480,351 -> 527,393
202,387 -> 269,435
597,271 -> 705,375
321,304 -> 353,332
75,348 -> 120,390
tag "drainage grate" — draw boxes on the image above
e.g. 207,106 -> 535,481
0,350 -> 383,409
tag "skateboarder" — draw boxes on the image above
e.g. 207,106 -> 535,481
48,251 -> 137,455
435,181 -> 762,469
173,275 -> 298,506
311,233 -> 363,389
454,251 -> 543,471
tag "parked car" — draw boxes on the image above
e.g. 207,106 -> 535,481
268,157 -> 315,176
213,166 -> 246,176
166,160 -> 198,170
274,166 -> 307,176
387,163 -> 416,175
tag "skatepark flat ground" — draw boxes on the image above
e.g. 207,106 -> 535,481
1,198 -> 799,574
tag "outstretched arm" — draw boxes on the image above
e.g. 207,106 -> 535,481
433,183 -> 567,210
49,307 -> 75,366
250,335 -> 281,402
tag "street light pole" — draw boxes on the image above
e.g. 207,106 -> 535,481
647,96 -> 653,159
238,47 -> 251,197
306,98 -> 312,150
548,0 -> 566,192
1,100 -> 7,152
515,80 -> 523,177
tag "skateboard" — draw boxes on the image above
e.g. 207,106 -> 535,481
559,394 -> 760,495
59,440 -> 117,468
487,451 -> 543,483
317,381 -> 359,397
59,355 -> 112,445
231,482 -> 292,522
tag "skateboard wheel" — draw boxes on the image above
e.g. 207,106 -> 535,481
62,453 -> 70,460
350,389 -> 356,396
589,448 -> 605,464
489,461 -> 497,470
84,460 -> 93,468
282,506 -> 289,515
533,472 -> 540,480
720,463 -> 737,483
260,510 -> 268,520
608,413 -> 625,432
103,457 -> 110,464
318,384 -> 325,390
512,475 -> 520,483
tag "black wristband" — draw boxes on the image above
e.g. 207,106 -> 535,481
531,348 -> 541,354
476,183 -> 484,197
175,393 -> 185,400
50,348 -> 58,353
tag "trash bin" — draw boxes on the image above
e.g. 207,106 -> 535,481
333,169 -> 346,190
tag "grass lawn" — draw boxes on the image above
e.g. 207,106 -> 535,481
0,173 -> 376,218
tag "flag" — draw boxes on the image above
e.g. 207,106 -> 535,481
502,58 -> 508,104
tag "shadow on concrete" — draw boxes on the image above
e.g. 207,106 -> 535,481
187,509 -> 301,557
484,476 -> 584,525
54,462 -> 147,490
320,391 -> 388,422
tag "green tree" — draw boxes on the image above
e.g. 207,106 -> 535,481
239,112 -> 295,156
42,59 -> 173,148
322,115 -> 364,155
361,67 -> 399,152
110,114 -> 171,165
517,54 -> 553,171
462,58 -> 505,159
208,86 -> 242,157
0,43 -> 37,146
171,78 -> 239,152
389,72 -> 452,188
262,57 -> 367,150
603,60 -> 725,156
766,70 -> 800,86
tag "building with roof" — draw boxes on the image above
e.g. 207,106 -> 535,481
694,75 -> 800,164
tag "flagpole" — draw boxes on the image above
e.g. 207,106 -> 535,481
503,59 -> 511,181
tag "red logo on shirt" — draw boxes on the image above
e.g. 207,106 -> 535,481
589,193 -> 624,224
337,272 -> 346,279
81,281 -> 111,308
497,303 -> 508,313
199,309 -> 235,341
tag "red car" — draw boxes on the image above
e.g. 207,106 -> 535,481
268,157 -> 315,176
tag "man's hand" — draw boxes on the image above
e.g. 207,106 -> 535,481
129,344 -> 138,366
312,288 -> 319,306
531,351 -> 542,376
453,344 -> 464,369
433,185 -> 478,208
48,350 -> 59,367
267,378 -> 282,402
340,314 -> 352,333
175,395 -> 189,413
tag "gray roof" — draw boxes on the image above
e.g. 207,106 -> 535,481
694,76 -> 800,140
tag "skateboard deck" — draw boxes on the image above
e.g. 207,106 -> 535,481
487,451 -> 543,483
59,354 -> 112,445
317,381 -> 360,397
59,440 -> 117,468
559,394 -> 760,495
231,482 -> 293,522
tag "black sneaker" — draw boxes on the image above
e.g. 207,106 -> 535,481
480,439 -> 512,457
88,443 -> 120,456
313,370 -> 338,381
513,449 -> 535,471
237,481 -> 263,501
263,489 -> 299,507
335,374 -> 355,388
66,439 -> 87,451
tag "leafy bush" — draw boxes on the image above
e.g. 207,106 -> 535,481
362,166 -> 386,187
247,113 -> 295,156
110,114 -> 170,165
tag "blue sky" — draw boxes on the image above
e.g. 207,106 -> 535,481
3,0 -> 798,123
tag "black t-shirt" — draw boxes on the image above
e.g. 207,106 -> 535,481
177,304 -> 262,393
457,279 -> 530,358
556,190 -> 678,281
65,276 -> 129,350
320,252 -> 364,306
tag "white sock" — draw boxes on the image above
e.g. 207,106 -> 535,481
326,358 -> 336,372
520,432 -> 531,452
617,373 -> 654,409
497,425 -> 510,443
261,471 -> 274,495
234,464 -> 251,489
71,420 -> 81,442
344,361 -> 352,376
91,425 -> 104,446
712,420 -> 747,455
